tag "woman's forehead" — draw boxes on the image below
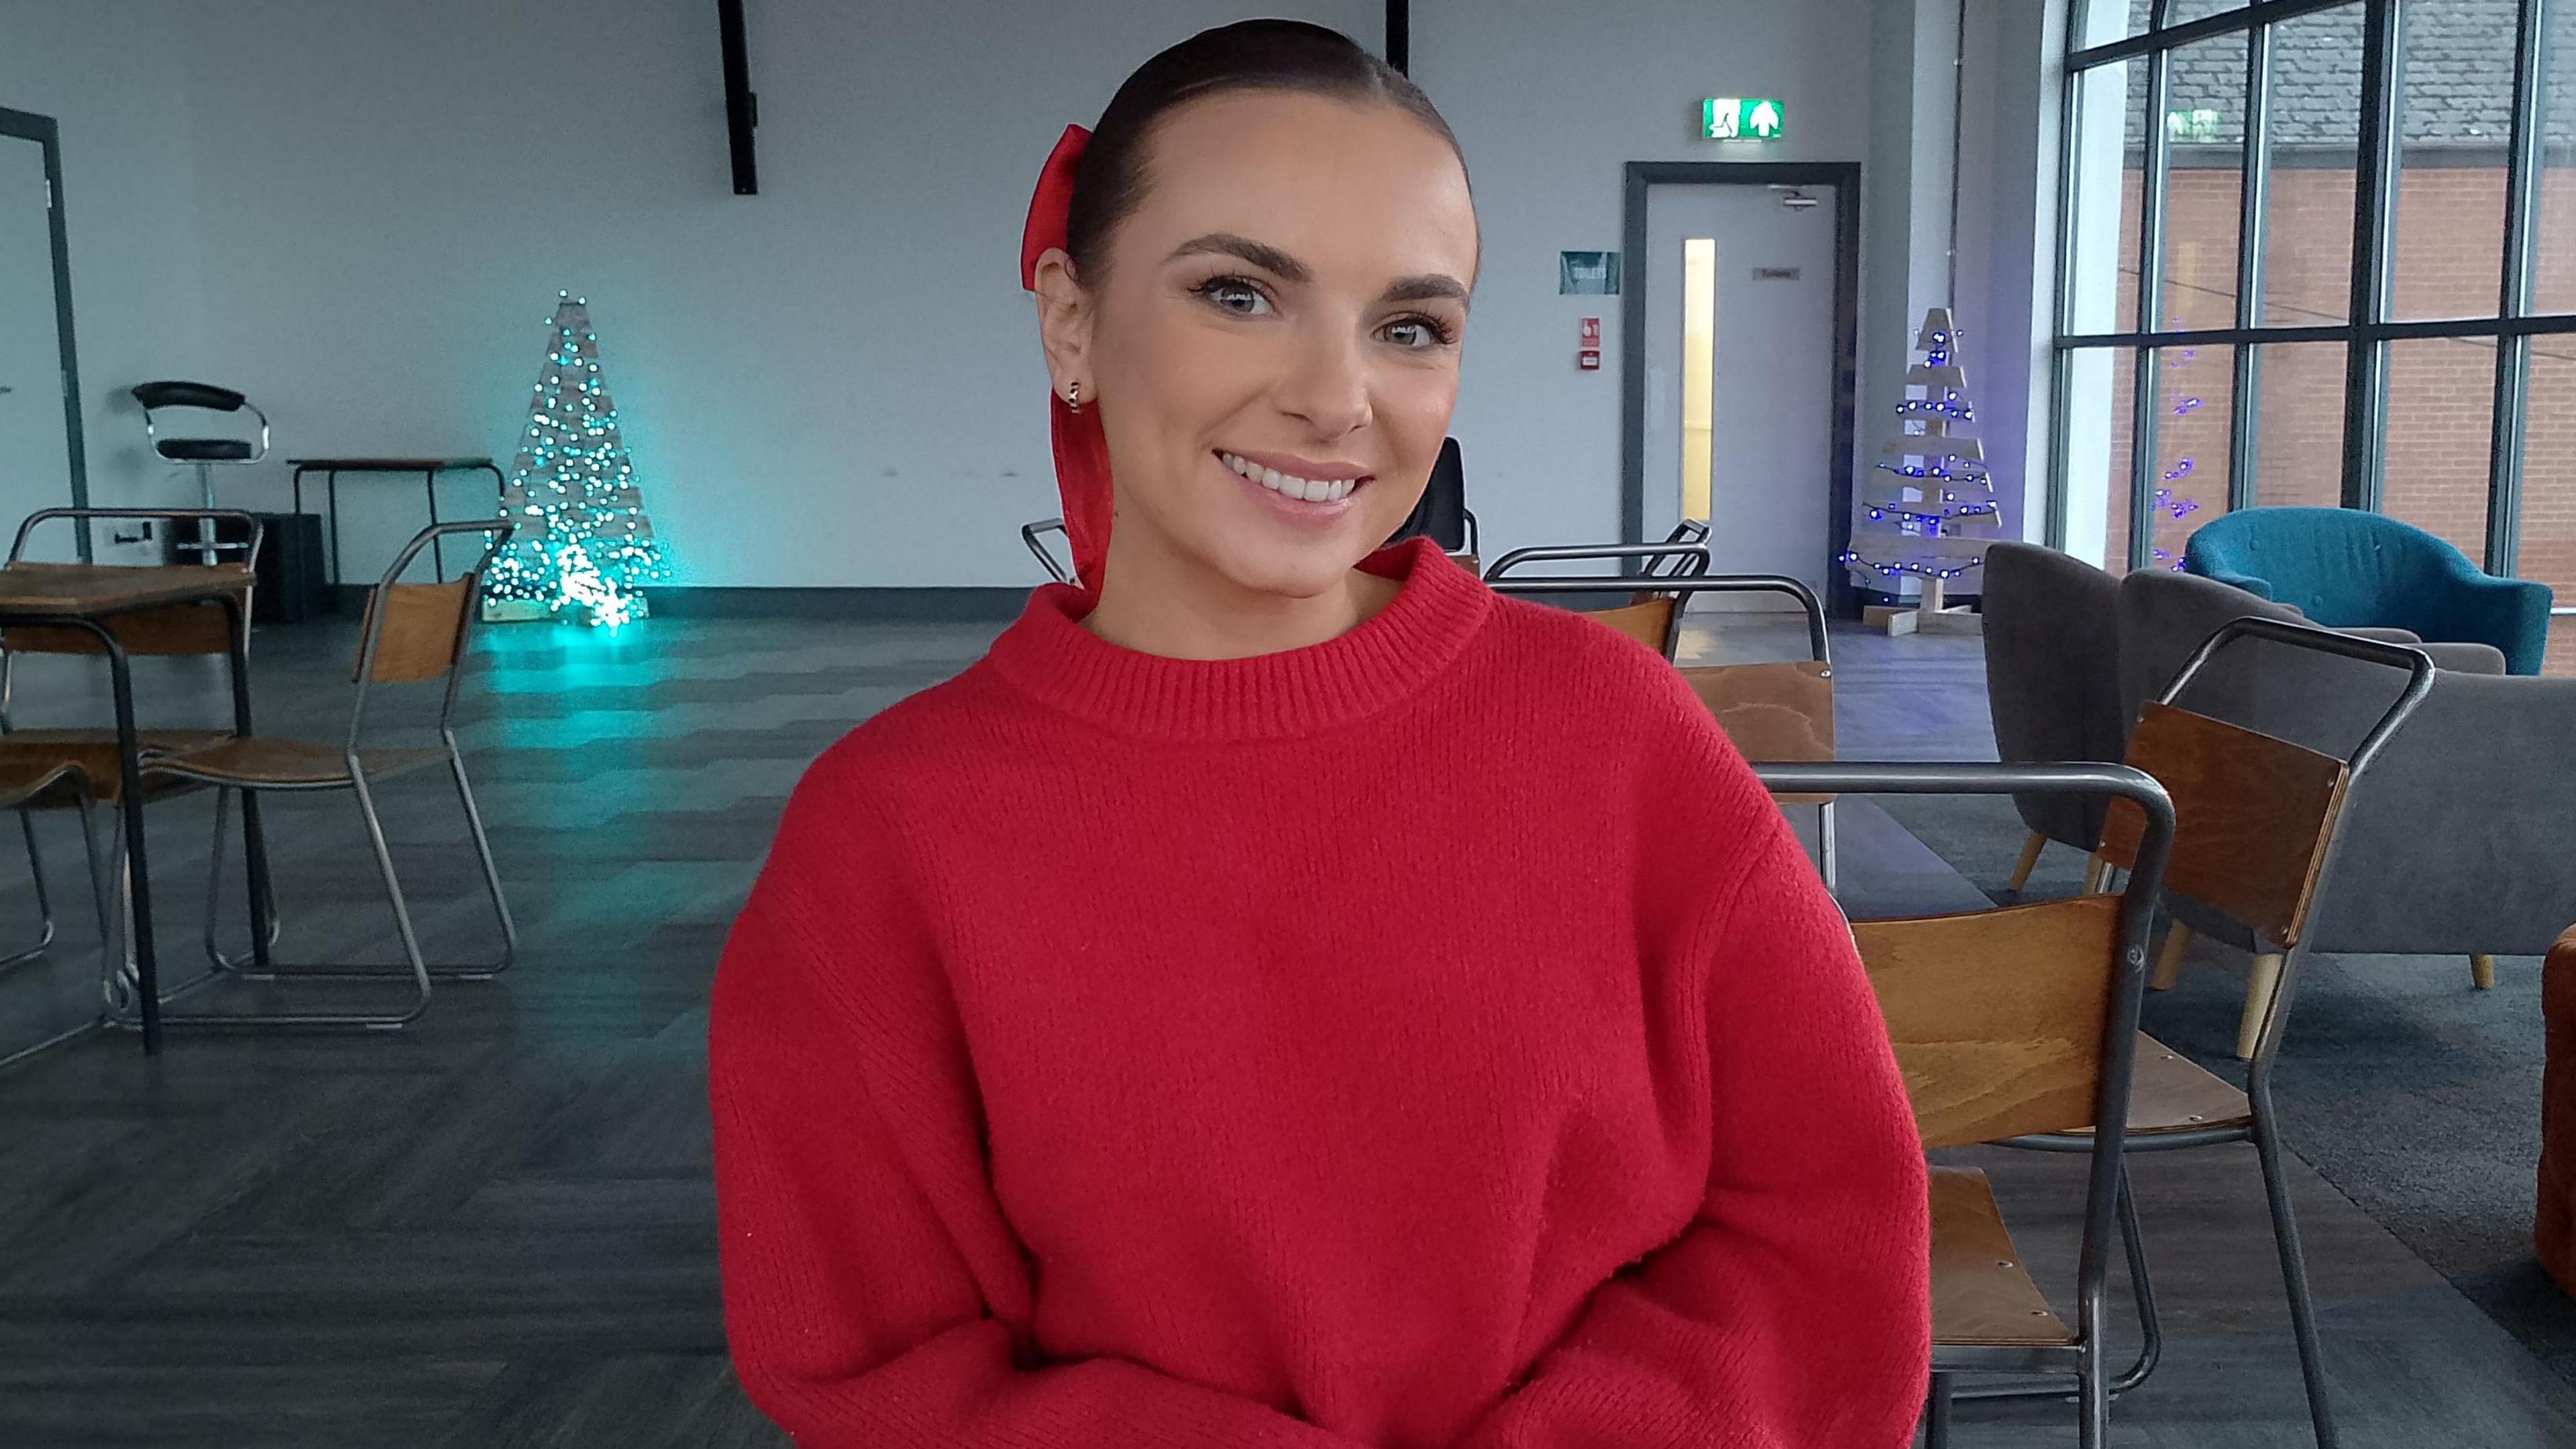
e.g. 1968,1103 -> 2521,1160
1119,91 -> 1477,280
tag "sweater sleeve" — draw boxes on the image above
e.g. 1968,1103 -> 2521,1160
708,763 -> 1375,1449
1456,710 -> 1931,1448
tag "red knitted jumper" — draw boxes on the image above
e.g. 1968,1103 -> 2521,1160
710,537 -> 1929,1448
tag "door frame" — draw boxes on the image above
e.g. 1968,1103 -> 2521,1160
0,105 -> 91,553
1621,160 -> 1860,617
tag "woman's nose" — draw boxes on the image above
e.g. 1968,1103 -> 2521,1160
1274,327 -> 1373,440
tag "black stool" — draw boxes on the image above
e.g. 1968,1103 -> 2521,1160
133,381 -> 269,565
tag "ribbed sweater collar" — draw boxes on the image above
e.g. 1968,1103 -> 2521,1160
984,536 -> 1492,743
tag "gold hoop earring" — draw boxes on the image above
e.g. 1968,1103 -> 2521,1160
1064,380 -> 1083,413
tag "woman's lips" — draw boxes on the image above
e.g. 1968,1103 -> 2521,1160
1217,450 -> 1370,503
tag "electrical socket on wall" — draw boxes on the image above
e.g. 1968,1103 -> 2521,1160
97,519 -> 158,564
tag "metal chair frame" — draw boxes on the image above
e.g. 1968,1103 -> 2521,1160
1020,517 -> 1074,586
1757,761 -> 2174,1449
0,761 -> 121,1071
1,509 -> 270,973
94,519 -> 519,1032
1482,519 -> 1714,584
1975,616 -> 2434,1448
1489,572 -> 1839,889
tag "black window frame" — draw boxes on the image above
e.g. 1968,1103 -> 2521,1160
2049,0 -> 2573,582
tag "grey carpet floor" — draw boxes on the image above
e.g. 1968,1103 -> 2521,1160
1874,790 -> 2576,1391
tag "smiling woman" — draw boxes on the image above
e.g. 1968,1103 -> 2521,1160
1030,65 -> 1479,657
710,19 -> 1930,1449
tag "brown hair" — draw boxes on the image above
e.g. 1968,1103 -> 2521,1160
1063,19 -> 1467,283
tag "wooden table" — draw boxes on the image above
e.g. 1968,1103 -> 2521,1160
288,457 -> 504,586
0,563 -> 264,1054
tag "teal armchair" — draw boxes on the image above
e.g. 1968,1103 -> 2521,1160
2183,506 -> 2555,674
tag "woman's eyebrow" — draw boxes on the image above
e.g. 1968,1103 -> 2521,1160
1383,274 -> 1469,306
1167,232 -> 1310,282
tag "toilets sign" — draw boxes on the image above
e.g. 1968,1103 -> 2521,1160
1702,97 -> 1786,142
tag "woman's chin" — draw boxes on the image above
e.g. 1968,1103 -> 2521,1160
1202,536 -> 1378,601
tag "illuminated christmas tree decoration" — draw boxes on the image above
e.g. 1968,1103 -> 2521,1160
483,292 -> 665,625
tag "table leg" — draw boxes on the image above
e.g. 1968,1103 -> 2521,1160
221,596 -> 274,971
92,625 -> 160,1055
425,470 -> 445,583
326,471 -> 343,591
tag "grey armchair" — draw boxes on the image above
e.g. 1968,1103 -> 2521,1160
1984,542 -> 2127,891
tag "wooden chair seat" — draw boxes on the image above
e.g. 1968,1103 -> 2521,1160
2037,1034 -> 2250,1138
1931,1165 -> 2072,1347
142,737 -> 447,789
0,754 -> 83,810
2124,1034 -> 2251,1134
0,732 -> 231,804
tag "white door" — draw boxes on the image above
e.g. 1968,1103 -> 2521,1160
1640,182 -> 1837,593
0,132 -> 76,562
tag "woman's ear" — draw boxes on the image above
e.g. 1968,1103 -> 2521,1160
1031,246 -> 1092,398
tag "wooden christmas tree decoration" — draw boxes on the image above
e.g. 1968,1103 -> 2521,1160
1843,307 -> 1999,636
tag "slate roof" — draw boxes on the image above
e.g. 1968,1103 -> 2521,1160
2105,0 -> 2565,149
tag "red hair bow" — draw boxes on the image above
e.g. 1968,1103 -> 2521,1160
1021,123 -> 1112,593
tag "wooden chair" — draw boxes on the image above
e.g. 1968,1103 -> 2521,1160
1444,506 -> 1481,576
1671,574 -> 1836,889
0,509 -> 266,976
99,520 -> 520,1031
0,748 -> 112,972
2001,615 -> 2434,1448
1483,525 -> 1713,659
0,751 -> 125,1067
1754,760 -> 2175,1449
1494,571 -> 1843,888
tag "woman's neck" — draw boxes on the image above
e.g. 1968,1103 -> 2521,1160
1078,539 -> 1404,661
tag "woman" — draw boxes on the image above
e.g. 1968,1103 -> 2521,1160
710,20 -> 1927,1448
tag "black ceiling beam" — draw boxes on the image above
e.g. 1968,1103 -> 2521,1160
718,0 -> 757,195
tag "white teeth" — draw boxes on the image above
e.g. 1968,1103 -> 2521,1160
1220,451 -> 1363,504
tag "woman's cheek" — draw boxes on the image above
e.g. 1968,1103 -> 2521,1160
1378,364 -> 1459,468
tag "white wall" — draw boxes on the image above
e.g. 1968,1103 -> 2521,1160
3,0 -> 2034,588
161,0 -> 1381,586
1412,0 -> 1888,561
0,1 -> 210,531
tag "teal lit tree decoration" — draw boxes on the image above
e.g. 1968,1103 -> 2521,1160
484,292 -> 665,626
1842,307 -> 2001,635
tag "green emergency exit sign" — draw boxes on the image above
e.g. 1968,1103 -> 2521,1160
1703,97 -> 1786,141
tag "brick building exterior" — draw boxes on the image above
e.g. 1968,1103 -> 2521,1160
2080,0 -> 2571,672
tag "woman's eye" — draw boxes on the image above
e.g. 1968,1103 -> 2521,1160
1193,278 -> 1273,316
1381,317 -> 1452,351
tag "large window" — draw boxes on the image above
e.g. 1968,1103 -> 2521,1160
2053,0 -> 2576,674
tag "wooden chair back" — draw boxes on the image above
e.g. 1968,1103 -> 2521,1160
1854,893 -> 2127,1148
2098,700 -> 2349,949
1583,594 -> 1677,656
0,564 -> 239,657
356,577 -> 478,684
